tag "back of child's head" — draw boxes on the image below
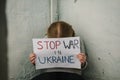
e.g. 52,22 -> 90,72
47,21 -> 75,38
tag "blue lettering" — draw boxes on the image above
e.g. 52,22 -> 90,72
38,55 -> 75,64
68,55 -> 74,63
38,56 -> 46,64
57,56 -> 62,63
47,56 -> 52,63
63,40 -> 79,49
62,56 -> 67,63
52,56 -> 57,63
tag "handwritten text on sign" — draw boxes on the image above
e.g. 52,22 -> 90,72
32,37 -> 81,69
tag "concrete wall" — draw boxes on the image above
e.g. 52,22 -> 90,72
59,0 -> 120,80
6,0 -> 50,80
4,0 -> 120,80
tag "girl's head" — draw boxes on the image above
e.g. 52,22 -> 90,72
47,21 -> 75,38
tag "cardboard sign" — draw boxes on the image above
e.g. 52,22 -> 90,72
32,37 -> 81,69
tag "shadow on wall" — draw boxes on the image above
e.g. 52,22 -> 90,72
0,0 -> 8,80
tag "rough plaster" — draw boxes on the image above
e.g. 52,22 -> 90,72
59,0 -> 120,80
6,0 -> 50,80
5,0 -> 120,80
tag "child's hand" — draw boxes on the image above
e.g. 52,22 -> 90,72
77,53 -> 86,64
29,53 -> 36,65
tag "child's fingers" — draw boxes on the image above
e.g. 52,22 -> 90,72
30,53 -> 36,58
31,59 -> 35,64
29,53 -> 36,60
30,56 -> 36,61
30,56 -> 36,64
77,53 -> 86,64
29,53 -> 36,65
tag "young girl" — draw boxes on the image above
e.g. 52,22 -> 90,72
29,21 -> 87,80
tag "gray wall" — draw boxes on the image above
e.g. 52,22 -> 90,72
59,0 -> 120,80
6,0 -> 50,80
5,0 -> 120,80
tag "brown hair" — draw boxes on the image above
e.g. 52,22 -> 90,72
47,21 -> 75,38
